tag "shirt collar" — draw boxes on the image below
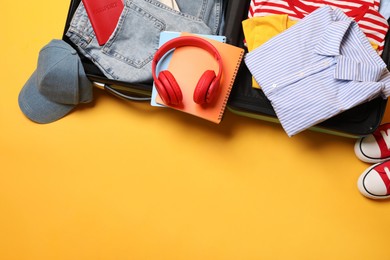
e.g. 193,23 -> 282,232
314,20 -> 352,56
314,18 -> 385,82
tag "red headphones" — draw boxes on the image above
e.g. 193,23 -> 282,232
152,36 -> 223,106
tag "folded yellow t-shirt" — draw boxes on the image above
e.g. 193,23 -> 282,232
242,14 -> 297,89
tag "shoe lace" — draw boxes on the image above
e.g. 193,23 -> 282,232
383,167 -> 390,191
380,130 -> 390,150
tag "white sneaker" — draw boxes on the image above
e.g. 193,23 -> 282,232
357,161 -> 390,199
354,123 -> 390,163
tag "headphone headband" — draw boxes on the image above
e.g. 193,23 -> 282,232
152,36 -> 223,82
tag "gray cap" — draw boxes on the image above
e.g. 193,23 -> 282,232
18,39 -> 93,124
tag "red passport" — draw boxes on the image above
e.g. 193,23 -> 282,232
82,0 -> 124,45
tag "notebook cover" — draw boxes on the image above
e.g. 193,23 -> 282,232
81,0 -> 124,45
159,0 -> 180,11
155,33 -> 244,123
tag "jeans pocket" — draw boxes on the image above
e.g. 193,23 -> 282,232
102,2 -> 165,69
68,3 -> 95,43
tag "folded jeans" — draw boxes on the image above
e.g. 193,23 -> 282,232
66,0 -> 221,83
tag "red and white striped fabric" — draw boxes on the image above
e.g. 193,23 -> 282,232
248,0 -> 379,18
248,0 -> 388,54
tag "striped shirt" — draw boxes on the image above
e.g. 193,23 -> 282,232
379,0 -> 390,19
248,0 -> 388,54
245,6 -> 390,136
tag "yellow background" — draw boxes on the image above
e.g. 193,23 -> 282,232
2,1 -> 390,259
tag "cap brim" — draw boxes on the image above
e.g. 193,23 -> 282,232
18,71 -> 75,124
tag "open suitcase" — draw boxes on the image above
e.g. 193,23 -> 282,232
62,0 -> 389,137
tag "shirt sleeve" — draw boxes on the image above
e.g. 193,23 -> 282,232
334,55 -> 385,82
379,69 -> 390,98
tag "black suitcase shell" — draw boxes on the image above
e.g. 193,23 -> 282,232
224,0 -> 389,137
62,0 -> 388,137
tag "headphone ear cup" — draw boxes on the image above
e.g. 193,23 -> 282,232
205,74 -> 221,104
193,70 -> 217,105
154,75 -> 171,105
157,70 -> 183,105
